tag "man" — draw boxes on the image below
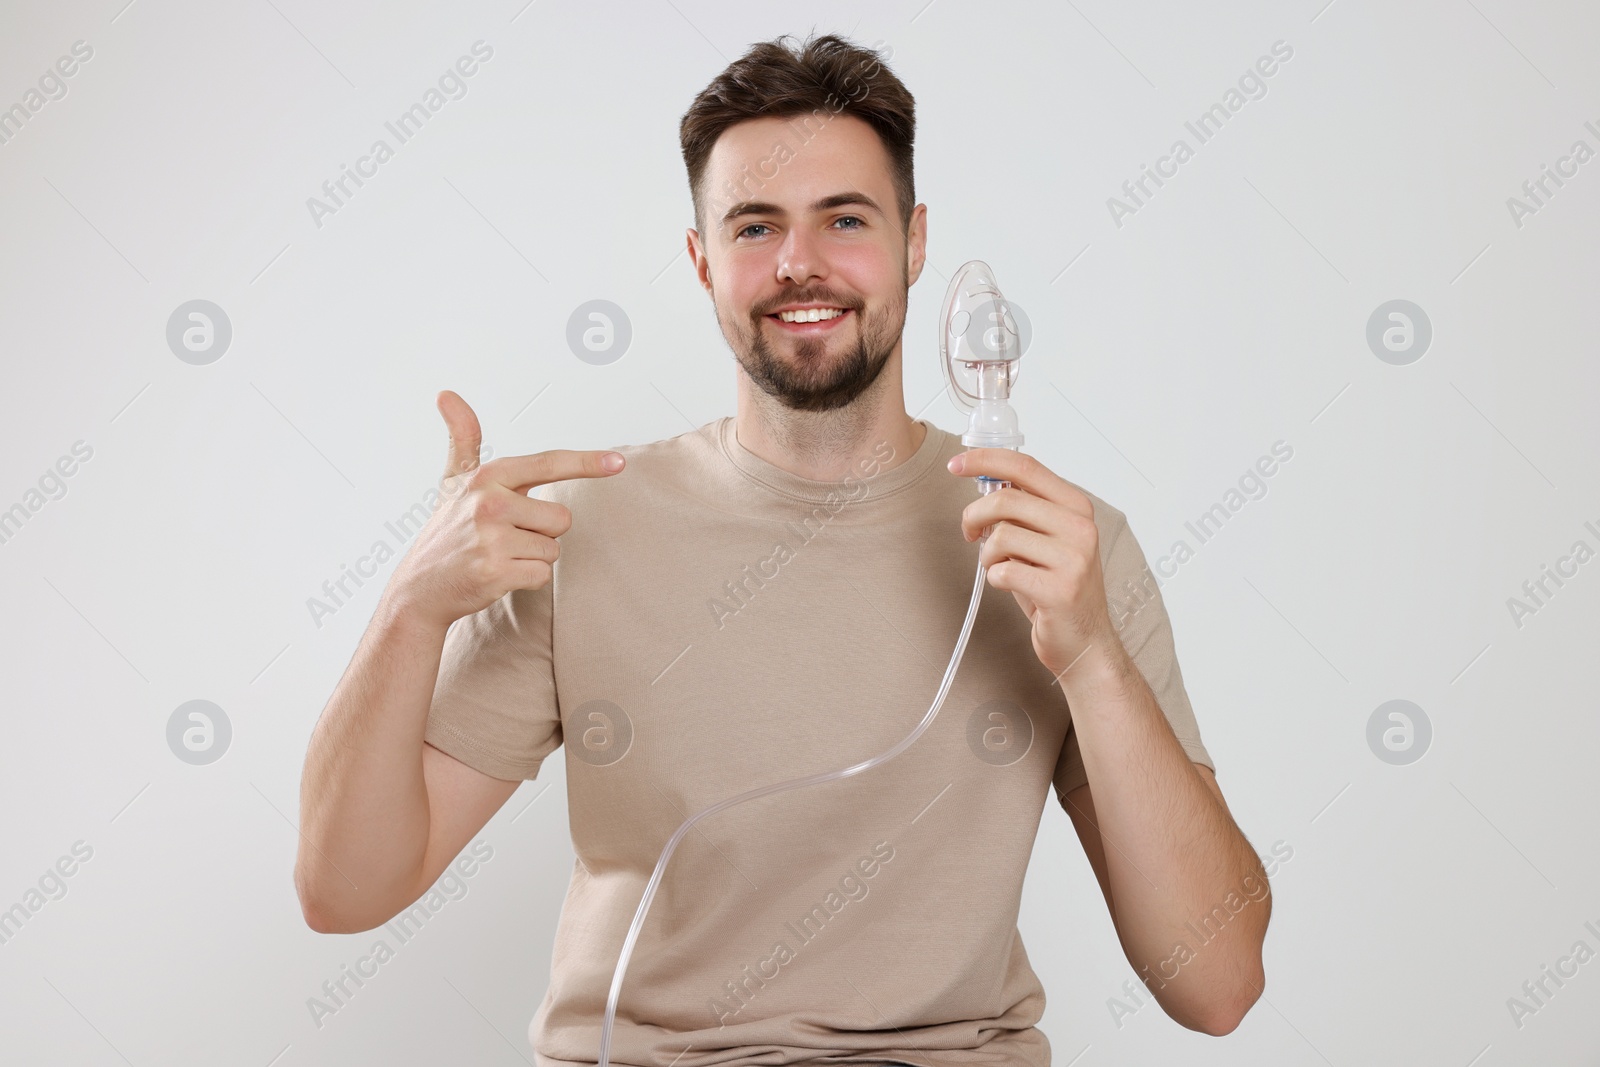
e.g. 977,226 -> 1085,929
296,32 -> 1268,1067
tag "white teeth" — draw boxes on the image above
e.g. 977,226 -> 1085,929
777,307 -> 845,323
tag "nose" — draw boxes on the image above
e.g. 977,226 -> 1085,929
775,224 -> 826,288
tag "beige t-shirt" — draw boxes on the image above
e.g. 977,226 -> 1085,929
423,416 -> 1214,1067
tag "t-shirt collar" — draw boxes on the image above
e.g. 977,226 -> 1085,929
715,415 -> 951,514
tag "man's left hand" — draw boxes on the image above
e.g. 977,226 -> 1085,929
949,448 -> 1118,681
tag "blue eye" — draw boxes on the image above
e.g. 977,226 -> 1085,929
737,216 -> 865,240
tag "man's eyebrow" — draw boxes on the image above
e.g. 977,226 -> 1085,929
720,192 -> 885,228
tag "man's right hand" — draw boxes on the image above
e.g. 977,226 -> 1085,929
389,389 -> 625,629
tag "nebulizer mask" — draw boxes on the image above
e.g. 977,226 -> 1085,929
595,261 -> 1025,1067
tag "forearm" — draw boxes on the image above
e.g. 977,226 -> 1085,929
1060,641 -> 1268,1032
296,588 -> 450,931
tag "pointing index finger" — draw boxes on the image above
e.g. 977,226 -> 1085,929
483,449 -> 626,493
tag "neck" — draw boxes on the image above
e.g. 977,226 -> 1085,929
733,344 -> 927,482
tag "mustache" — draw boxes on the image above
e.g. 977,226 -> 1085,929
753,293 -> 860,317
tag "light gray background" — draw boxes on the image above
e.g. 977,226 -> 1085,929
2,0 -> 1597,1063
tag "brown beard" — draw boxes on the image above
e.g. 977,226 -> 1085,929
722,275 -> 908,413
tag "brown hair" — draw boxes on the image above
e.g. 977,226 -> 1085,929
679,32 -> 916,238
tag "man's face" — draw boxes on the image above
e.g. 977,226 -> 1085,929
689,114 -> 927,412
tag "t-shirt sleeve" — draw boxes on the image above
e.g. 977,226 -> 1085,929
423,581 -> 563,782
1053,503 -> 1214,806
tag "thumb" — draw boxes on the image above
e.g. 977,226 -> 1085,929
437,390 -> 483,481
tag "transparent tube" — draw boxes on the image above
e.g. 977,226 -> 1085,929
596,526 -> 998,1067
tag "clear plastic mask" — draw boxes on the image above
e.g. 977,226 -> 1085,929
940,259 -> 1024,449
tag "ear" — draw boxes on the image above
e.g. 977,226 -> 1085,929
687,227 -> 714,296
905,202 -> 928,287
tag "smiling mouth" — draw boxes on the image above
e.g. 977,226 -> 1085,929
766,308 -> 854,332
